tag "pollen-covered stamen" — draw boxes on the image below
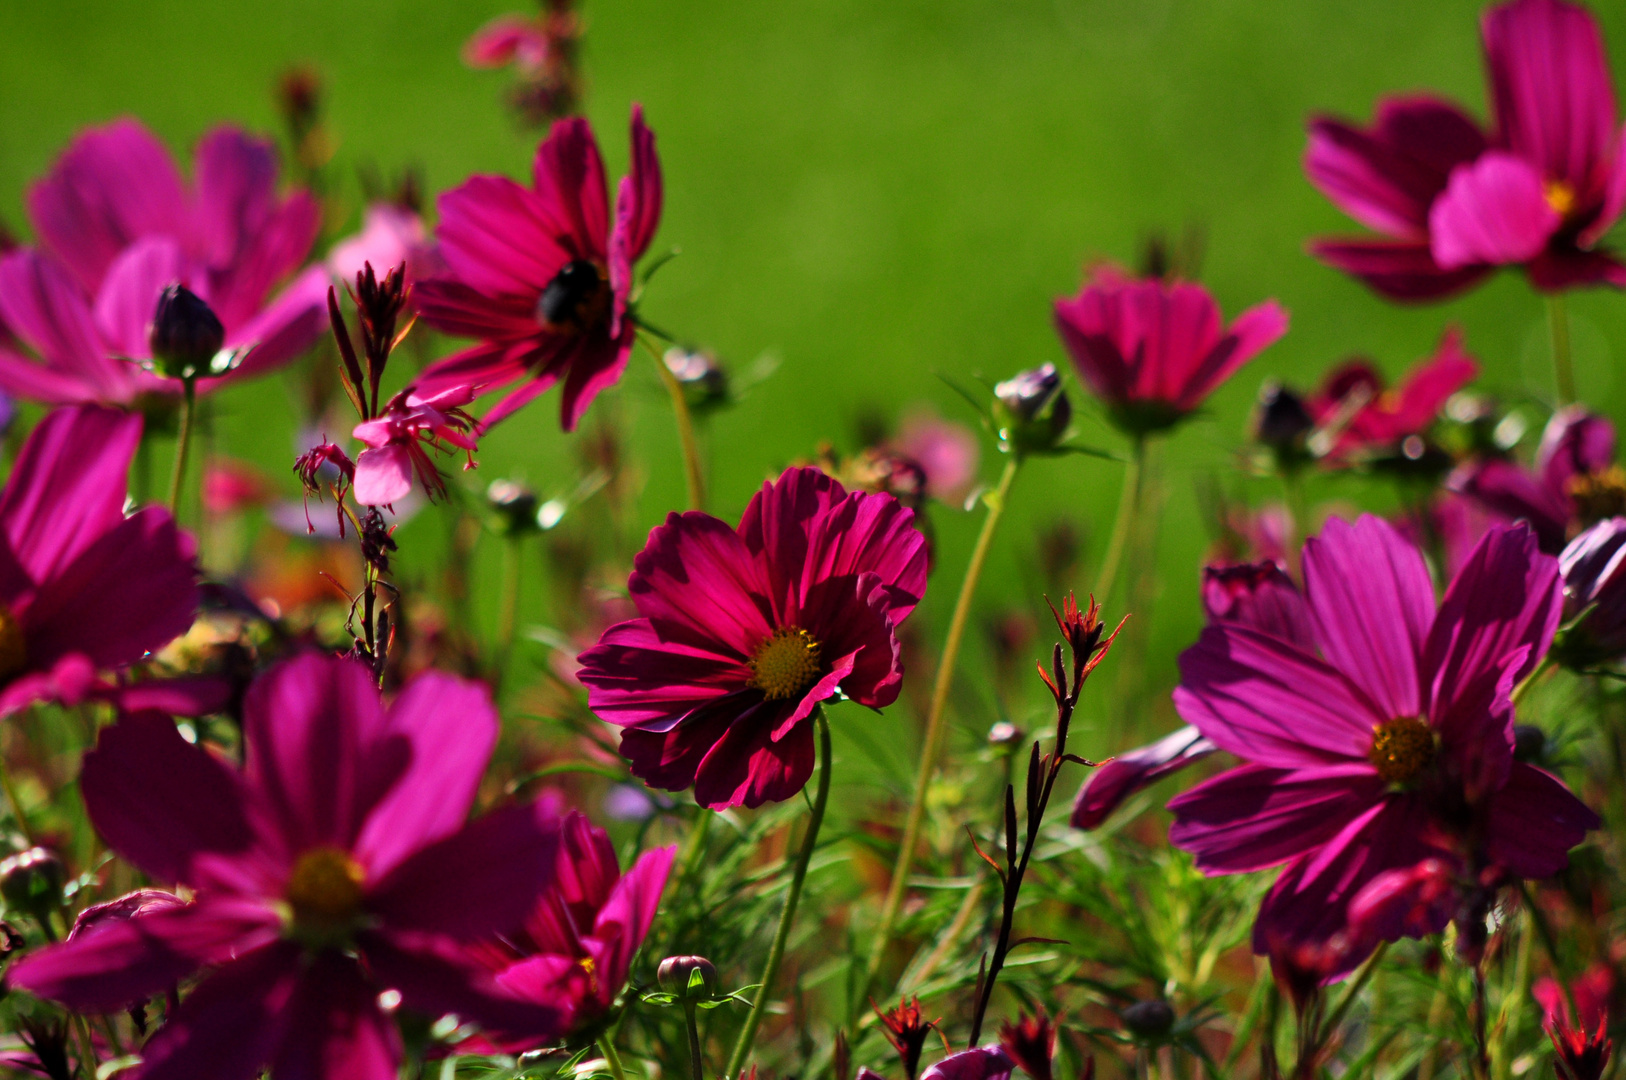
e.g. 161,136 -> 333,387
536,258 -> 611,332
0,608 -> 26,683
1544,178 -> 1577,219
748,626 -> 822,701
1567,465 -> 1626,527
1368,717 -> 1436,785
285,846 -> 366,928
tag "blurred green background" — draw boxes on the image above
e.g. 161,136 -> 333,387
2,0 -> 1625,761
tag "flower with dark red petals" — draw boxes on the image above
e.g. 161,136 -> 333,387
1538,968 -> 1614,1080
998,1009 -> 1057,1080
411,106 -> 662,432
1305,329 -> 1478,462
1306,0 -> 1626,298
576,467 -> 928,809
876,997 -> 939,1080
8,654 -> 566,1078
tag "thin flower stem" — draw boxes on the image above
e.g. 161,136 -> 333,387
1091,434 -> 1145,603
683,1002 -> 706,1080
1315,941 -> 1387,1048
1281,468 -> 1307,580
671,806 -> 715,899
167,378 -> 197,515
71,1014 -> 98,1080
1511,657 -> 1554,707
0,755 -> 34,846
865,455 -> 1020,993
598,1033 -> 629,1080
643,335 -> 706,512
726,707 -> 833,1079
1548,293 -> 1575,405
496,533 -> 523,679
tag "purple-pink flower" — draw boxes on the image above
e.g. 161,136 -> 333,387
472,810 -> 674,1042
9,653 -> 565,1079
576,466 -> 928,809
0,404 -> 197,715
1554,516 -> 1626,665
0,119 -> 328,405
411,107 -> 662,432
1304,330 -> 1478,461
1167,515 -> 1597,976
351,387 -> 479,506
1053,266 -> 1288,436
1307,0 -> 1626,298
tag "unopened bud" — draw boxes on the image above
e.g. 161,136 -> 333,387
657,955 -> 718,1000
987,721 -> 1023,748
148,284 -> 225,380
1121,999 -> 1174,1040
993,363 -> 1071,455
486,479 -> 540,536
664,348 -> 731,412
1253,381 -> 1313,451
0,847 -> 64,917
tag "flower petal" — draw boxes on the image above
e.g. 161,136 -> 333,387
625,510 -> 774,656
577,617 -> 756,730
1308,237 -> 1494,300
136,941 -> 304,1080
353,445 -> 414,506
362,930 -> 568,1039
1483,761 -> 1598,878
1071,725 -> 1216,830
557,334 -> 628,432
532,117 -> 610,260
0,250 -> 137,405
1538,406 -> 1616,497
436,175 -> 572,297
1429,152 -> 1560,270
1177,299 -> 1288,411
591,844 -> 676,996
269,953 -> 403,1080
1168,763 -> 1385,874
1453,457 -> 1570,555
92,236 -> 190,359
692,700 -> 817,809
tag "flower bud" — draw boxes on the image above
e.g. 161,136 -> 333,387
664,348 -> 731,413
1513,724 -> 1547,764
657,955 -> 718,1000
1253,380 -> 1313,454
987,721 -> 1023,748
1120,999 -> 1174,1040
993,363 -> 1071,455
486,479 -> 541,536
148,284 -> 226,380
0,847 -> 64,917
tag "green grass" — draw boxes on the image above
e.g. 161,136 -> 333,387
2,0 -> 1623,755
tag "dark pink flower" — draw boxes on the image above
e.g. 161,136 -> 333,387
0,405 -> 197,715
0,119 -> 328,405
411,107 -> 662,432
1053,266 -> 1288,436
1538,967 -> 1615,1080
891,411 -> 980,503
1168,515 -> 1597,977
473,812 -> 674,1042
9,654 -> 566,1078
859,1047 -> 1015,1080
351,387 -> 479,507
1454,406 -> 1618,553
203,458 -> 272,516
576,467 -> 928,809
1307,0 -> 1626,298
464,13 -> 553,72
1305,329 -> 1478,460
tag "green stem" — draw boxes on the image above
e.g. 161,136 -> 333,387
864,455 -> 1020,993
497,534 -> 522,666
167,378 -> 197,515
598,1033 -> 629,1080
0,755 -> 34,846
1511,656 -> 1553,707
672,806 -> 715,897
1548,293 -> 1575,405
1315,941 -> 1387,1048
1281,468 -> 1307,580
1091,435 -> 1145,603
683,1002 -> 706,1080
726,708 -> 833,1078
645,335 -> 706,512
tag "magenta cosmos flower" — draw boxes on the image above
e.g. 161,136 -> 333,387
0,404 -> 196,715
1304,329 -> 1478,461
1053,266 -> 1288,437
1168,515 -> 1597,976
1455,406 -> 1618,554
1307,0 -> 1626,298
411,107 -> 662,432
472,810 -> 674,1043
576,467 -> 928,809
10,654 -> 565,1079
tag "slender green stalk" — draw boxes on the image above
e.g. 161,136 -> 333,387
71,1014 -> 98,1080
1315,941 -> 1387,1047
167,378 -> 197,515
1511,656 -> 1553,707
1092,435 -> 1145,603
864,456 -> 1020,992
497,533 -> 523,670
598,1033 -> 629,1080
644,335 -> 706,512
1281,468 -> 1307,580
1548,294 -> 1575,405
726,708 -> 833,1078
0,756 -> 34,846
683,1001 -> 706,1080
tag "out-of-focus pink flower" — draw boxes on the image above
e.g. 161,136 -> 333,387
1307,0 -> 1626,298
0,119 -> 328,405
859,1047 -> 1015,1080
9,654 -> 566,1078
1556,516 -> 1626,664
203,458 -> 272,516
577,467 -> 928,809
892,410 -> 980,503
1305,330 -> 1478,461
1455,407 -> 1619,554
1538,964 -> 1615,1080
412,107 -> 663,432
473,811 -> 674,1042
327,204 -> 445,287
351,387 -> 479,506
1169,516 -> 1597,979
464,14 -> 553,72
1053,266 -> 1288,437
0,405 -> 197,715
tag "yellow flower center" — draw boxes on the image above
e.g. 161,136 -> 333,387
0,607 -> 26,682
285,846 -> 366,929
747,626 -> 822,701
1567,465 -> 1626,527
1544,179 -> 1577,218
1368,717 -> 1436,785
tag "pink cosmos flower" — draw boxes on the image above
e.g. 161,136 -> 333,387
0,119 -> 328,405
1168,515 -> 1598,977
0,404 -> 197,715
9,654 -> 566,1079
1053,266 -> 1288,436
464,13 -> 554,72
576,467 -> 928,809
1307,0 -> 1626,298
351,387 -> 479,506
1305,330 -> 1478,461
891,410 -> 980,504
473,810 -> 675,1042
411,107 -> 663,432
1454,406 -> 1618,553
